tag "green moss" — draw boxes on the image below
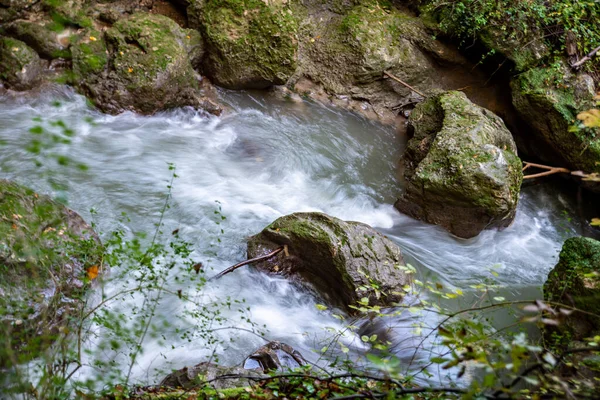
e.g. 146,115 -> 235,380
71,29 -> 108,78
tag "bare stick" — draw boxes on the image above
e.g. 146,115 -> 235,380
522,161 -> 572,179
383,71 -> 426,97
571,45 -> 600,68
210,246 -> 285,281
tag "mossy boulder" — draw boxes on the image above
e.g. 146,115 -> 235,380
0,37 -> 44,90
3,20 -> 70,59
247,212 -> 411,313
0,180 -> 102,367
543,237 -> 600,348
479,26 -> 549,72
395,91 -> 523,238
71,13 -> 222,115
189,0 -> 298,89
511,67 -> 599,175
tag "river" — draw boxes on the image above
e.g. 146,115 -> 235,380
0,86 -> 589,389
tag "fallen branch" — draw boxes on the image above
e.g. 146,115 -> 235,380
571,45 -> 600,69
209,246 -> 285,281
383,71 -> 426,97
522,161 -> 572,179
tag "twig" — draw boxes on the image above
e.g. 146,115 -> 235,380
522,161 -> 572,179
209,246 -> 285,280
383,71 -> 426,97
571,45 -> 600,68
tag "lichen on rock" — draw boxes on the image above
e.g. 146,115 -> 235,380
0,37 -> 44,91
189,0 -> 299,89
71,13 -> 222,115
511,66 -> 599,175
395,91 -> 523,238
247,212 -> 411,313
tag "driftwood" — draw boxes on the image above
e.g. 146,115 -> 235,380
383,71 -> 426,97
210,246 -> 285,281
571,45 -> 600,69
522,161 -> 572,179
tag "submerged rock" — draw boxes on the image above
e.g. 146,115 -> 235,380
71,13 -> 222,115
247,212 -> 411,313
189,0 -> 298,89
511,67 -> 599,177
160,341 -> 303,390
395,91 -> 522,239
0,180 -> 102,367
544,237 -> 600,347
0,37 -> 44,91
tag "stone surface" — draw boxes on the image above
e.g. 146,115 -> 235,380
0,180 -> 102,367
243,341 -> 306,372
160,362 -> 264,390
395,91 -> 523,238
189,0 -> 298,89
2,20 -> 70,59
0,37 -> 44,90
544,237 -> 600,348
247,212 -> 411,313
511,67 -> 599,175
71,12 -> 222,115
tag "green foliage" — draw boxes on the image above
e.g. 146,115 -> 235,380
424,0 -> 600,72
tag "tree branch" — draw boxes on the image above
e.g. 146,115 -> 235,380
383,71 -> 426,97
209,246 -> 285,281
571,45 -> 600,68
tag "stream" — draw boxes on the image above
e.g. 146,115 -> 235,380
0,86 -> 589,388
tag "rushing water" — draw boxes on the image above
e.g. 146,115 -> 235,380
0,86 -> 589,388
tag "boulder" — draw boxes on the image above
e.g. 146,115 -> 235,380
189,0 -> 298,89
0,37 -> 44,91
247,212 -> 411,313
544,237 -> 600,348
288,0 -> 468,122
2,20 -> 71,59
395,91 -> 522,238
71,13 -> 222,115
0,180 -> 102,367
511,67 -> 599,175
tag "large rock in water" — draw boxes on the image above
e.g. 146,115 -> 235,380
247,212 -> 411,313
395,91 -> 522,238
71,12 -> 221,115
511,67 -> 599,176
544,237 -> 600,348
0,37 -> 44,91
188,0 -> 298,89
0,180 -> 102,367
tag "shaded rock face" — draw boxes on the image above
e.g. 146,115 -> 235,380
160,341 -> 303,390
395,91 -> 522,239
189,0 -> 298,89
288,0 -> 472,122
247,212 -> 411,313
544,237 -> 600,348
0,37 -> 44,91
243,341 -> 306,372
2,20 -> 70,60
0,180 -> 102,367
71,12 -> 222,115
511,67 -> 599,176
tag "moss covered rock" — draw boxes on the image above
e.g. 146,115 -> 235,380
247,212 -> 411,313
544,237 -> 600,348
189,0 -> 298,89
511,67 -> 599,175
0,180 -> 102,367
3,20 -> 70,59
71,13 -> 222,115
0,37 -> 43,90
395,91 -> 523,238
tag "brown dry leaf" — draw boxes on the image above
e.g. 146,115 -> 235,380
577,109 -> 600,128
87,265 -> 99,280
